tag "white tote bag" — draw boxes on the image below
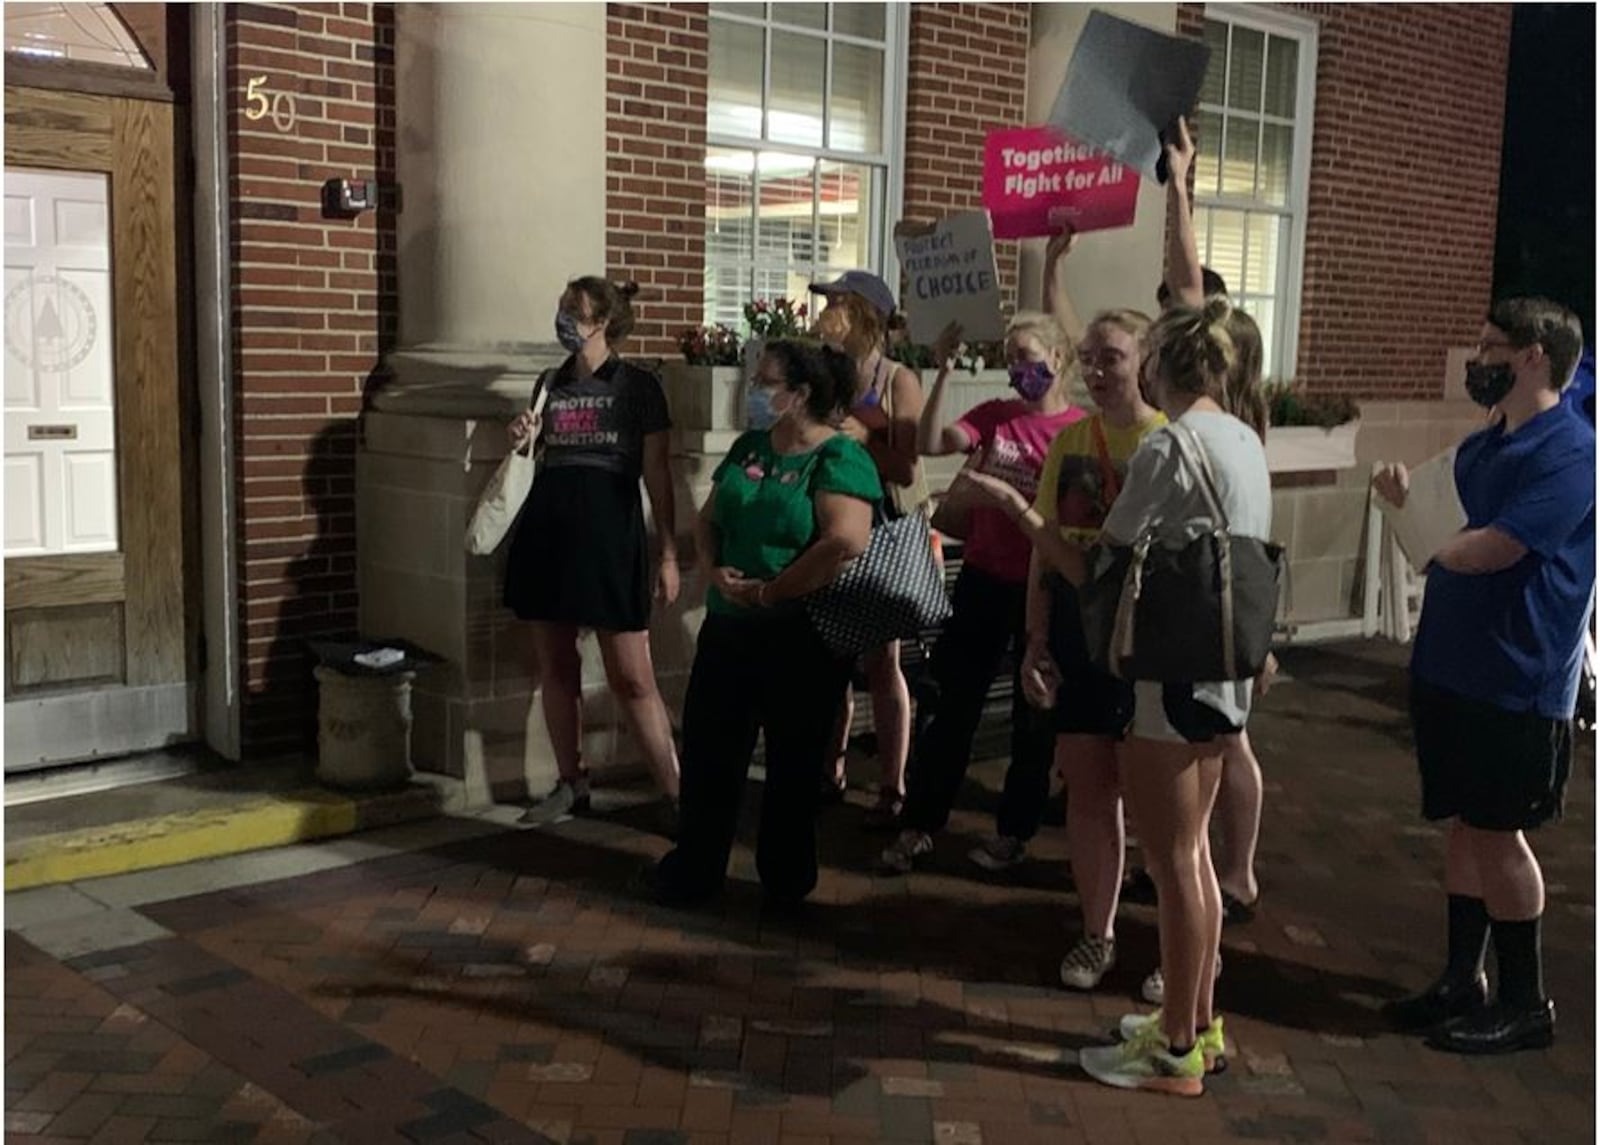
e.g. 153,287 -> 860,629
464,373 -> 550,555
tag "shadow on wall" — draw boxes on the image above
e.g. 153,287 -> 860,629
240,15 -> 398,759
245,422 -> 360,756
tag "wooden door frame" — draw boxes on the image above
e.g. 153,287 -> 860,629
4,84 -> 191,761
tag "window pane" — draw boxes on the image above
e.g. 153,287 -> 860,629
1244,213 -> 1281,295
1221,117 -> 1259,196
768,30 -> 825,146
1245,297 -> 1278,380
710,2 -> 765,17
1264,34 -> 1298,118
817,161 -> 876,272
1203,207 -> 1246,294
705,147 -> 756,325
709,20 -> 764,139
829,43 -> 883,152
705,263 -> 751,329
1192,108 -> 1223,197
4,2 -> 152,69
706,147 -> 756,259
756,153 -> 816,285
1260,123 -> 1293,206
833,2 -> 886,40
775,3 -> 825,30
1227,25 -> 1265,113
1200,21 -> 1228,106
3,168 -> 120,556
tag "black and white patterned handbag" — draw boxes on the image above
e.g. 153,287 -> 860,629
804,508 -> 953,658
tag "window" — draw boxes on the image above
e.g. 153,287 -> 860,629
4,2 -> 151,69
1194,6 -> 1317,381
704,3 -> 905,328
5,169 -> 120,556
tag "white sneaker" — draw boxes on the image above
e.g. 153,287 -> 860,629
519,778 -> 591,825
1142,956 -> 1222,1005
1080,1025 -> 1205,1097
1141,968 -> 1164,1004
968,835 -> 1027,872
880,829 -> 933,874
1059,936 -> 1116,991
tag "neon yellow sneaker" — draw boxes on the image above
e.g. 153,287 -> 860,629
1080,1022 -> 1206,1097
1117,1011 -> 1227,1074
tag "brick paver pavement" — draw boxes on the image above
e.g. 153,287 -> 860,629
7,640 -> 1595,1143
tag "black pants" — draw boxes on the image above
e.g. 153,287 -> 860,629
656,609 -> 851,902
902,564 -> 1056,839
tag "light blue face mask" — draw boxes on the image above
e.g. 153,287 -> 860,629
746,385 -> 780,430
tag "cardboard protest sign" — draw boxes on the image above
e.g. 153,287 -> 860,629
1048,10 -> 1211,181
1376,448 -> 1467,574
983,126 -> 1138,240
894,210 -> 1004,346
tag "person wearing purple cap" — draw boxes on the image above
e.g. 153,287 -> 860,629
810,270 -> 930,826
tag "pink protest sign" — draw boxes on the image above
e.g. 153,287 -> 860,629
983,126 -> 1139,240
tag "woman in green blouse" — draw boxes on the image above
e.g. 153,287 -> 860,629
649,339 -> 883,905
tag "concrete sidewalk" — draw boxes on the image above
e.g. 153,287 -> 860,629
5,639 -> 1594,1143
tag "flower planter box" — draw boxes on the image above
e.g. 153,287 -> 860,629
661,362 -> 745,434
1266,421 -> 1360,474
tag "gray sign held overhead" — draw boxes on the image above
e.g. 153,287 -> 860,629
1047,10 -> 1212,182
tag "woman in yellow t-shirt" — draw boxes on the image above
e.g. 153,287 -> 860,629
964,307 -> 1165,994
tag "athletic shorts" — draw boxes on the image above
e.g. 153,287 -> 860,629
1410,678 -> 1573,831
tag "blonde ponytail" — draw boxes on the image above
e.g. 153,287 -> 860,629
1148,297 -> 1236,404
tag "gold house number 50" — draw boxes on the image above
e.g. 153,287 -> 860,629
244,75 -> 296,133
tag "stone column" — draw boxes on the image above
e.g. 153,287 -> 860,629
358,4 -> 629,801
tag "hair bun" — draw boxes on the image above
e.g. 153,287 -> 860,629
615,280 -> 641,300
1201,295 -> 1232,326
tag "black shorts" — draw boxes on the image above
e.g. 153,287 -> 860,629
1047,576 -> 1134,739
1131,681 -> 1244,745
1410,678 -> 1573,831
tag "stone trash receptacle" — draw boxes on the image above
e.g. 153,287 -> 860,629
309,641 -> 442,791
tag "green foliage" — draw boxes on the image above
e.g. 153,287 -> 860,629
677,323 -> 741,366
1265,380 -> 1360,429
888,338 -> 1009,375
743,297 -> 809,341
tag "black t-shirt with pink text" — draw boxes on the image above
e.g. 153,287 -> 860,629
536,355 -> 672,478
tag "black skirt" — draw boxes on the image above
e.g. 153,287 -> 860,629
503,464 -> 650,632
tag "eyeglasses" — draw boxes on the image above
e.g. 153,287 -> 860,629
1474,337 -> 1514,354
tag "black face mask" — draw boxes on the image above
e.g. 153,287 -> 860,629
1465,361 -> 1515,409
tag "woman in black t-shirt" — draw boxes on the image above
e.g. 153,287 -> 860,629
505,277 -> 681,821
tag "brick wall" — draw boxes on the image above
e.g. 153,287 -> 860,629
902,3 -> 1031,305
1177,2 -> 1511,400
227,2 -> 394,756
604,3 -> 709,360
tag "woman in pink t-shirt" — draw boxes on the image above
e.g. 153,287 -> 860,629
880,312 -> 1086,874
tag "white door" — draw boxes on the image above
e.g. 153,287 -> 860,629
4,167 -> 119,556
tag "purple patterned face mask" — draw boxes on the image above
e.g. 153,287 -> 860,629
1008,359 -> 1055,402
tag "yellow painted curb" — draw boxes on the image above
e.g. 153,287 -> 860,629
5,788 -> 363,891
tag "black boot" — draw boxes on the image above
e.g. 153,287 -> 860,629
1381,971 -> 1489,1031
1426,998 -> 1555,1055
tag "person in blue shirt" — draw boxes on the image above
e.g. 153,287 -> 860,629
1372,296 -> 1594,1055
1562,345 -> 1594,423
